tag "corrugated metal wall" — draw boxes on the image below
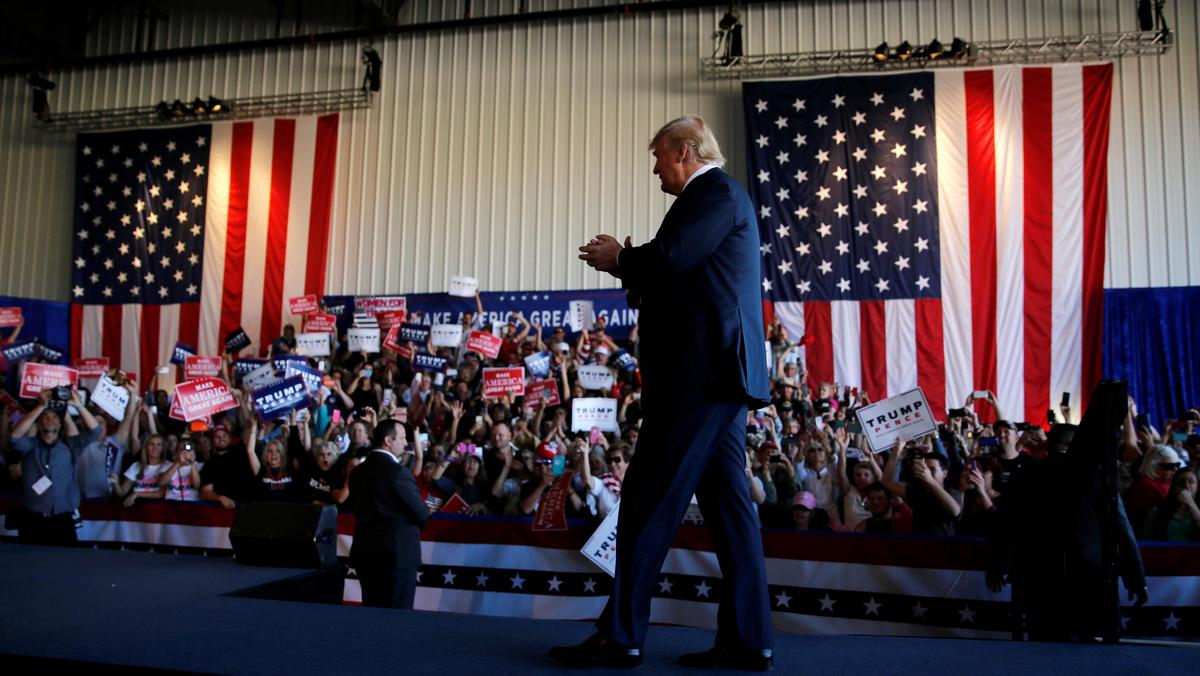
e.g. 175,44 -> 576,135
1,0 -> 1197,301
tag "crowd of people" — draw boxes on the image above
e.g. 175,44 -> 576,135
1,307 -> 1197,546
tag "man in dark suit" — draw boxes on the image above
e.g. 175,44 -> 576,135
349,419 -> 429,609
553,115 -> 773,670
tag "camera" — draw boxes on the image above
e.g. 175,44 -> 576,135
53,386 -> 71,401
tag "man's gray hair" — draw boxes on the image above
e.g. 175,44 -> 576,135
648,115 -> 725,167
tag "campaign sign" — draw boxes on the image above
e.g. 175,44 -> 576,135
304,313 -> 337,334
2,339 -> 38,364
171,342 -> 197,365
0,307 -> 22,327
36,342 -> 65,364
375,309 -> 407,331
285,362 -> 323,397
355,296 -> 406,314
295,332 -> 331,357
288,294 -> 319,315
19,363 -> 79,399
467,330 -> 503,359
571,397 -> 619,433
525,378 -> 561,408
233,358 -> 268,379
577,365 -> 614,391
568,300 -> 595,332
448,275 -> 479,298
854,387 -> 937,452
183,356 -> 222,380
174,378 -> 238,422
90,375 -> 130,422
348,327 -> 380,353
272,355 -> 307,374
524,350 -> 552,378
482,367 -> 526,397
611,349 -> 637,373
382,325 -> 404,353
581,501 -> 620,577
73,357 -> 110,378
224,327 -> 251,353
412,353 -> 448,373
168,389 -> 187,422
399,323 -> 430,343
430,324 -> 463,348
251,376 -> 309,421
242,361 -> 280,392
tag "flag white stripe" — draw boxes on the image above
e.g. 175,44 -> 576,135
157,304 -> 181,372
830,300 -> 861,390
198,122 -> 232,356
280,117 -> 317,331
992,65 -> 1026,421
81,305 -> 104,358
120,305 -> 140,373
239,121 -> 274,355
1050,65 -> 1086,422
886,299 -> 917,396
934,71 -> 974,410
773,301 -> 806,366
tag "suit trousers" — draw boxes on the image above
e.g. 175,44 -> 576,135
597,396 -> 773,651
356,561 -> 417,610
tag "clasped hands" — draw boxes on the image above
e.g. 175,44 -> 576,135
578,234 -> 632,274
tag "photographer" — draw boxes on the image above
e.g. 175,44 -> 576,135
159,436 -> 202,501
882,435 -> 962,537
8,386 -> 102,544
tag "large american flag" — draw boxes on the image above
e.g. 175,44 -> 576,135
748,64 -> 1112,424
69,115 -> 339,379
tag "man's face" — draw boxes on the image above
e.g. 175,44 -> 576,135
350,422 -> 369,445
211,429 -> 231,450
38,410 -> 62,438
651,137 -> 689,195
315,445 -> 336,471
925,457 -> 947,484
866,489 -> 891,516
491,424 -> 512,448
792,508 -> 812,529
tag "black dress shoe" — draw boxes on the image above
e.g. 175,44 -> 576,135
678,646 -> 773,672
548,633 -> 643,669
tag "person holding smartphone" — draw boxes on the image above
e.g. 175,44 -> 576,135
160,437 -> 202,501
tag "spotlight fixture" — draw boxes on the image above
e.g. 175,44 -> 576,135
170,99 -> 187,118
872,42 -> 889,62
947,37 -> 968,59
925,38 -> 945,60
192,97 -> 208,114
154,101 -> 171,120
895,41 -> 913,60
27,72 -> 55,120
361,44 -> 382,92
207,96 -> 225,114
712,7 -> 744,65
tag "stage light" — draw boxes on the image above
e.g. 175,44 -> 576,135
873,42 -> 889,62
925,38 -> 945,59
712,7 -> 744,65
207,96 -> 225,113
154,101 -> 171,119
361,44 -> 382,92
192,97 -> 208,114
895,41 -> 913,60
947,37 -> 968,58
1137,0 -> 1154,31
170,99 -> 187,118
27,73 -> 55,120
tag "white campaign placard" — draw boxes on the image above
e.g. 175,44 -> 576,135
348,327 -> 381,353
430,323 -> 464,347
568,300 -> 595,332
448,275 -> 479,298
242,361 -> 281,392
580,500 -> 620,577
577,364 -> 614,391
854,387 -> 937,452
295,332 -> 331,356
90,375 -> 130,422
571,397 -> 619,433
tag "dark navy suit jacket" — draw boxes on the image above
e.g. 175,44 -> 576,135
349,451 -> 429,569
618,167 -> 770,412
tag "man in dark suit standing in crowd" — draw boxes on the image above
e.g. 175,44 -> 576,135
349,419 -> 429,609
554,115 -> 773,670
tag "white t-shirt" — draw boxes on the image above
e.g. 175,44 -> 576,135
124,462 -> 168,494
163,462 -> 204,501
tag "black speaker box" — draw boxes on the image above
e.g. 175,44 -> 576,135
229,502 -> 338,569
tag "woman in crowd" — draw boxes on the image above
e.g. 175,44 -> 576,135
1126,444 -> 1183,525
158,436 -> 202,501
450,443 -> 491,515
246,418 -> 303,502
1142,467 -> 1199,541
119,433 -> 169,507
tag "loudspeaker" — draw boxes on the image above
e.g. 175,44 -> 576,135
229,502 -> 338,569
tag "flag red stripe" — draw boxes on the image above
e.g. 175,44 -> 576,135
915,299 -> 946,420
102,305 -> 123,370
304,114 -> 338,296
859,300 -> 886,400
69,304 -> 83,361
259,119 -> 296,352
965,71 -> 998,416
218,122 -> 255,344
139,304 -> 160,381
1022,68 -> 1054,425
179,302 -> 200,354
1081,64 -> 1112,410
804,301 -> 832,393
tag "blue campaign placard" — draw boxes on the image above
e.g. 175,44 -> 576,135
36,341 -> 65,364
224,327 -> 251,353
413,353 -> 447,373
171,342 -> 197,365
2,338 -> 38,363
285,362 -> 323,396
251,375 -> 309,421
272,354 -> 307,375
611,349 -> 637,373
524,350 -> 552,378
399,323 -> 431,343
233,358 -> 268,378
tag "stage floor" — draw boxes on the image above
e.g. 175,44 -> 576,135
0,543 -> 1194,675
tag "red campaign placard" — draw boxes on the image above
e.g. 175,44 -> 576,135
184,356 -> 223,380
305,313 -> 337,334
73,357 -> 111,378
174,378 -> 238,422
356,296 -> 406,314
466,330 -> 503,359
482,367 -> 526,398
288,294 -> 320,315
375,309 -> 407,331
0,307 -> 22,327
19,363 -> 80,399
525,379 -> 562,408
439,494 -> 472,514
382,325 -> 412,358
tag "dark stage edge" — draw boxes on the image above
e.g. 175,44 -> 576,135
0,544 -> 1194,676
